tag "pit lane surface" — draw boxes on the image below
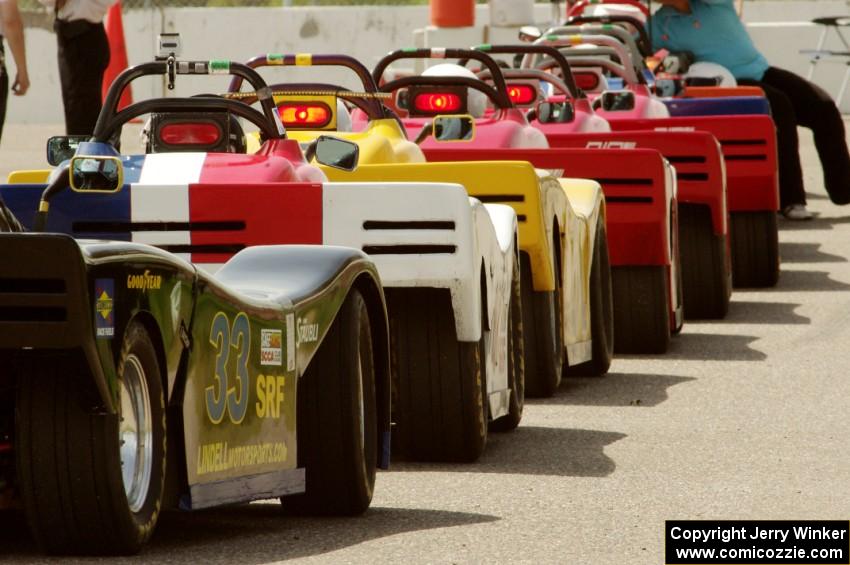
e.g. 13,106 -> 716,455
1,125 -> 849,564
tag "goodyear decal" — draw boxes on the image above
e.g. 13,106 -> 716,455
260,328 -> 282,366
209,60 -> 230,74
295,53 -> 312,66
94,279 -> 115,338
267,53 -> 284,65
127,269 -> 162,291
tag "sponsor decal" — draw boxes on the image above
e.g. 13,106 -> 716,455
297,317 -> 319,345
260,329 -> 283,367
286,314 -> 295,371
655,126 -> 695,132
196,441 -> 287,476
127,269 -> 163,291
94,279 -> 115,338
585,141 -> 637,149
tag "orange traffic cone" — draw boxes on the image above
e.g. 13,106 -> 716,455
102,1 -> 132,110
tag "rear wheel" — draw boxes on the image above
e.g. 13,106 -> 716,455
679,204 -> 732,319
567,223 -> 613,376
611,266 -> 671,354
520,252 -> 563,397
282,289 -> 377,515
730,210 -> 779,288
491,256 -> 524,432
17,322 -> 166,555
388,288 -> 487,462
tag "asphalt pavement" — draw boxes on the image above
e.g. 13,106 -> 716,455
0,124 -> 849,564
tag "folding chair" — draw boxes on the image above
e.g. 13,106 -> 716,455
802,16 -> 850,108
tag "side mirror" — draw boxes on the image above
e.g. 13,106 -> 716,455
396,89 -> 410,110
519,25 -> 543,42
433,115 -> 475,142
69,156 -> 124,192
313,135 -> 359,171
596,91 -> 636,112
536,101 -> 576,124
46,135 -> 89,167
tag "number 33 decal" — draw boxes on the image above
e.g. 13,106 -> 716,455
206,312 -> 251,424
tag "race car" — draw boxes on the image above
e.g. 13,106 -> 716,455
0,63 -> 392,556
1,58 -> 520,507
541,16 -> 781,288
495,42 -> 730,320
352,47 -> 678,353
231,51 -> 609,390
546,6 -> 779,287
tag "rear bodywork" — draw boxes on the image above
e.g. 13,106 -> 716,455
1,144 -> 518,422
0,232 -> 390,510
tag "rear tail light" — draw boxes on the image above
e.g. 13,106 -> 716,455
278,102 -> 332,128
158,122 -> 222,145
507,84 -> 537,106
413,92 -> 462,113
575,72 -> 601,91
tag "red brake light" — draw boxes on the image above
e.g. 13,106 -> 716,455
278,102 -> 332,128
507,84 -> 537,105
575,72 -> 601,91
413,92 -> 462,113
159,122 -> 221,145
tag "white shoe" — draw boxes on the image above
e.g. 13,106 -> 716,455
782,204 -> 814,220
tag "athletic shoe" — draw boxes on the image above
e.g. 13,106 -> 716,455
781,204 -> 814,220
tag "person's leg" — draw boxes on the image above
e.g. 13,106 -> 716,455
739,76 -> 807,209
58,25 -> 110,136
0,64 -> 9,143
759,66 -> 850,205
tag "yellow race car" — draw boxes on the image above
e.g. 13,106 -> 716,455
233,51 -> 613,399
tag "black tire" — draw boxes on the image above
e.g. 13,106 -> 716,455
491,256 -> 524,432
17,322 -> 166,555
678,204 -> 732,319
730,210 -> 780,288
388,288 -> 487,462
520,252 -> 563,397
282,289 -> 377,515
611,266 -> 671,354
566,223 -> 614,376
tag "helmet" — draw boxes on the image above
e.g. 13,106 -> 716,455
421,63 -> 488,118
588,4 -> 648,24
685,62 -> 737,87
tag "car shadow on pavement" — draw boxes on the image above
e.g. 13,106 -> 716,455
765,270 -> 850,292
618,333 -> 766,362
531,373 -> 695,408
779,242 -> 848,264
709,301 -> 810,325
0,506 -> 500,562
778,215 -> 850,231
392,426 -> 625,479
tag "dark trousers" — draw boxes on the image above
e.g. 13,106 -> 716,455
0,65 -> 8,143
739,67 -> 850,208
56,21 -> 110,136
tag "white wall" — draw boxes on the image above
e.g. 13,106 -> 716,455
7,1 -> 850,125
